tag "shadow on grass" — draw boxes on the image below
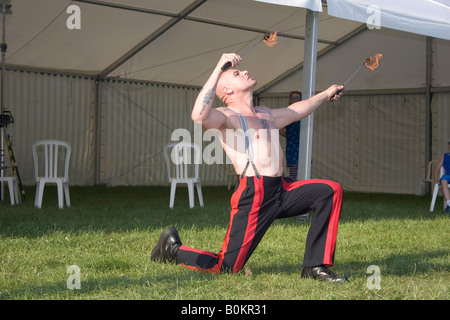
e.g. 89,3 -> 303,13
0,186 -> 234,238
1,248 -> 447,300
0,265 -> 217,300
0,186 -> 443,239
251,249 -> 449,278
1,187 -> 446,299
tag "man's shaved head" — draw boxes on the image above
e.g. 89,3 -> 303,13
215,68 -> 256,104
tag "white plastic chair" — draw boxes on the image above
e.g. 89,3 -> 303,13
430,167 -> 450,212
32,140 -> 71,209
0,176 -> 20,205
164,142 -> 204,209
417,160 -> 437,195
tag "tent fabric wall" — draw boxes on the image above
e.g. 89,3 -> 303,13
99,80 -> 231,186
99,81 -> 190,186
259,93 -> 427,194
5,71 -> 234,187
5,70 -> 96,186
434,38 -> 450,87
431,92 -> 450,159
0,1 -> 448,197
3,69 -> 448,194
312,93 -> 425,194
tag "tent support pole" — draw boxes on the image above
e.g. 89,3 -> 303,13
425,37 -> 432,167
93,79 -> 103,185
297,9 -> 318,181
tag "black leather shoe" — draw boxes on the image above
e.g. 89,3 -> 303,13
151,226 -> 182,263
301,266 -> 348,283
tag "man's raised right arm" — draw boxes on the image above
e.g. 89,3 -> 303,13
191,53 -> 241,130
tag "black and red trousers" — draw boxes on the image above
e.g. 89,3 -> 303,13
176,175 -> 343,274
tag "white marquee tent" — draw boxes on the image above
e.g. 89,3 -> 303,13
1,0 -> 449,195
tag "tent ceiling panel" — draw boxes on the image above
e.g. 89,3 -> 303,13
109,0 -> 360,89
266,28 -> 428,93
109,19 -> 329,90
327,0 -> 450,41
316,28 -> 428,90
314,14 -> 363,43
109,20 -> 263,85
97,0 -> 196,13
189,0 -> 308,35
189,0 -> 363,43
3,0 -> 171,74
0,0 -> 448,92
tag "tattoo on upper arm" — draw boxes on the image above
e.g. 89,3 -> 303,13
203,89 -> 215,105
199,88 -> 216,115
199,105 -> 206,116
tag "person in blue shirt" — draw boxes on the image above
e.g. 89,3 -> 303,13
434,139 -> 450,213
280,91 -> 302,181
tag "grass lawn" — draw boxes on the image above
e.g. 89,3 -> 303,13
0,185 -> 448,300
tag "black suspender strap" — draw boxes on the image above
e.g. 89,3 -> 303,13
229,108 -> 267,179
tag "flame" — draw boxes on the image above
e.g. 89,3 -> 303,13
263,32 -> 278,47
365,53 -> 383,70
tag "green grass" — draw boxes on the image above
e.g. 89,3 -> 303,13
0,186 -> 448,300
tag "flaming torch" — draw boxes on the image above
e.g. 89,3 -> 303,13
221,32 -> 278,71
331,53 -> 383,101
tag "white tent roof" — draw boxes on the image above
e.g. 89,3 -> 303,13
2,0 -> 450,92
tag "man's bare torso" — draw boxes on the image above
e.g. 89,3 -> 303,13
216,106 -> 284,177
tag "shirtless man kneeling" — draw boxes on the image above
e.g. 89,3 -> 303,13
151,53 -> 347,282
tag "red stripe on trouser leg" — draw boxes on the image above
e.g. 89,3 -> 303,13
232,176 -> 264,272
178,245 -> 218,258
176,245 -> 220,273
174,176 -> 342,273
216,175 -> 249,272
174,177 -> 248,274
323,181 -> 342,266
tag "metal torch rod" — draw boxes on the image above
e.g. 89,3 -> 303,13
342,61 -> 366,86
330,60 -> 366,102
221,37 -> 265,71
